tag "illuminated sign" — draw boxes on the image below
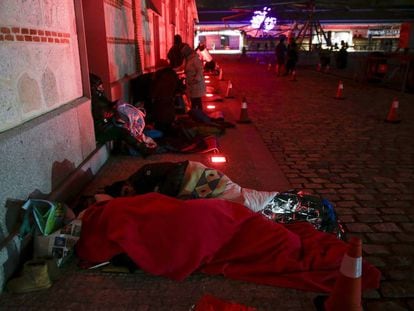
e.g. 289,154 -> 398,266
250,7 -> 277,32
368,29 -> 400,37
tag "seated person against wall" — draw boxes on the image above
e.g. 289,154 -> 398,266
90,73 -> 156,157
195,43 -> 216,72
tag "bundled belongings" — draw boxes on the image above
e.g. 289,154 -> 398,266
76,193 -> 381,293
19,199 -> 80,267
114,101 -> 157,155
261,190 -> 345,240
6,199 -> 81,293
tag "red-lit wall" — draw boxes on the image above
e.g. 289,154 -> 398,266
82,0 -> 199,102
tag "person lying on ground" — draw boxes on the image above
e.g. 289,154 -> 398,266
104,160 -> 277,213
102,160 -> 344,238
76,192 -> 381,293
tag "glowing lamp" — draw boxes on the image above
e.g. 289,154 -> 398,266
210,155 -> 227,163
206,93 -> 213,97
205,79 -> 211,83
204,75 -> 210,79
206,104 -> 216,110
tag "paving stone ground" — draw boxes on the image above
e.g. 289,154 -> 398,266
219,54 -> 414,310
0,54 -> 413,310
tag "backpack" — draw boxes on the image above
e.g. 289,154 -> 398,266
261,190 -> 345,240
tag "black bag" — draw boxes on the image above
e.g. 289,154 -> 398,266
261,190 -> 345,240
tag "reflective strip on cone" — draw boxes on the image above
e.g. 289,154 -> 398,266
392,101 -> 399,109
241,102 -> 247,109
340,254 -> 362,278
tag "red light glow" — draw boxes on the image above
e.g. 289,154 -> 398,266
210,155 -> 227,163
206,104 -> 216,109
206,93 -> 213,97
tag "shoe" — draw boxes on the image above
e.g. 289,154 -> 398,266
41,257 -> 61,282
6,259 -> 52,293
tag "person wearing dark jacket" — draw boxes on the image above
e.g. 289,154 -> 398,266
285,37 -> 299,76
167,34 -> 185,69
275,36 -> 287,76
105,161 -> 189,198
90,73 -> 155,156
149,60 -> 182,133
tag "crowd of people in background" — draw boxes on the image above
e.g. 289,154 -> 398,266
274,35 -> 350,74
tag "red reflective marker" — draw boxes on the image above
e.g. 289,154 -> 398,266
210,155 -> 227,163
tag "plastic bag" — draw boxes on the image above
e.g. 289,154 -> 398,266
261,191 -> 345,240
22,199 -> 66,236
34,219 -> 81,267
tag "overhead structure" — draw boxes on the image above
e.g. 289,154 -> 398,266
224,0 -> 342,45
292,0 -> 332,50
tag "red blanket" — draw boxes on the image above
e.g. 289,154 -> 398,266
76,193 -> 380,293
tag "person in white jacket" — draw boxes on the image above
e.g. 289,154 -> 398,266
180,44 -> 206,111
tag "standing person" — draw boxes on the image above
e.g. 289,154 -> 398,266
285,37 -> 299,76
167,34 -> 185,69
149,59 -> 181,134
180,43 -> 206,111
336,40 -> 348,69
275,36 -> 287,76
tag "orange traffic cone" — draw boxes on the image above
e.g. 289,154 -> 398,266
334,80 -> 345,99
314,237 -> 363,311
225,80 -> 234,98
237,97 -> 252,124
267,63 -> 272,71
218,67 -> 223,80
384,97 -> 401,123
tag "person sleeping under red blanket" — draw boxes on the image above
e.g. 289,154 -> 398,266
100,160 -> 344,238
103,160 -> 279,212
76,192 -> 381,293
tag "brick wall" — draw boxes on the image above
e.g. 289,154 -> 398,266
0,26 -> 70,44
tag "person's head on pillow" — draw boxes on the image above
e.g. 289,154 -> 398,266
104,180 -> 136,197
